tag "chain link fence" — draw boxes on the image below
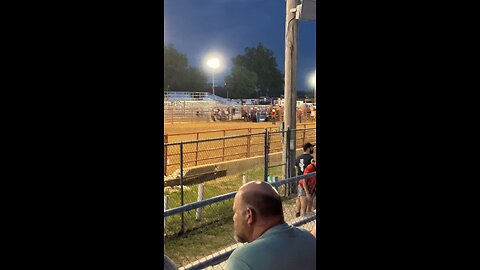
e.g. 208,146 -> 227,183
163,127 -> 316,269
164,124 -> 316,176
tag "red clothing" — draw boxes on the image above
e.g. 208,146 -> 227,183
300,164 -> 316,192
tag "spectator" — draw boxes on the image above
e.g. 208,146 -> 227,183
298,158 -> 316,216
224,108 -> 229,121
242,107 -> 248,121
164,255 -> 178,270
295,143 -> 315,217
305,107 -> 311,121
271,109 -> 276,125
210,109 -> 216,122
255,108 -> 260,122
303,158 -> 317,213
226,181 -> 316,270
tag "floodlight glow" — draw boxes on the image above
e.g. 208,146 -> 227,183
203,52 -> 225,73
309,71 -> 316,88
203,52 -> 225,96
207,58 -> 220,69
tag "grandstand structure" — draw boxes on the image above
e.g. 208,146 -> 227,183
164,91 -> 243,123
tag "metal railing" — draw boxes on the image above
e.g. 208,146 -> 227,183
164,91 -> 241,106
164,172 -> 315,218
165,123 -> 316,142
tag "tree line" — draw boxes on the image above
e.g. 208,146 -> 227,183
164,43 -> 285,98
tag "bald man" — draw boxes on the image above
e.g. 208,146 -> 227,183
226,181 -> 316,270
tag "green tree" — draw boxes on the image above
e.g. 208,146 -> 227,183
225,66 -> 258,99
164,44 -> 207,91
231,43 -> 284,97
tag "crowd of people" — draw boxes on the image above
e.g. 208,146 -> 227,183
240,105 -> 283,123
204,103 -> 316,124
210,107 -> 237,121
297,105 -> 316,123
239,105 -> 316,124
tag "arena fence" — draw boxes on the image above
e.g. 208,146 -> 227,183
163,107 -> 243,124
164,125 -> 316,176
164,172 -> 317,270
164,91 -> 240,106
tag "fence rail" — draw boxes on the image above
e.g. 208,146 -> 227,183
164,172 -> 315,218
163,107 -> 243,123
165,123 -> 316,140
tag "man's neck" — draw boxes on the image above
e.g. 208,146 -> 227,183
249,219 -> 285,242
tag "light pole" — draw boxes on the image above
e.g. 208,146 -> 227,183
283,0 -> 300,179
225,82 -> 228,99
309,71 -> 316,105
207,58 -> 220,96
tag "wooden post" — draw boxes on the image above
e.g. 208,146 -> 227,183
196,183 -> 204,221
246,128 -> 251,158
243,175 -> 248,185
284,0 -> 299,180
303,126 -> 306,146
195,133 -> 199,166
223,130 -> 226,161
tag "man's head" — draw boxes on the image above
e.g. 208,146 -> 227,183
232,181 -> 284,243
303,143 -> 315,154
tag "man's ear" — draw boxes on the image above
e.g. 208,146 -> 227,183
246,208 -> 256,225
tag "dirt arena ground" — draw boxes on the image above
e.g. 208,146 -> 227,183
164,119 -> 315,140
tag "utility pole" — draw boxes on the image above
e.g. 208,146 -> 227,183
282,0 -> 299,179
212,72 -> 215,96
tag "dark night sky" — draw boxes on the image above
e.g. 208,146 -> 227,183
164,0 -> 316,92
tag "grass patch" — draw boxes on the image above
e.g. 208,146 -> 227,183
165,219 -> 235,267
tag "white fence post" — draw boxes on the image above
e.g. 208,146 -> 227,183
243,175 -> 248,185
164,196 -> 168,228
272,176 -> 279,191
196,183 -> 204,221
164,195 -> 168,253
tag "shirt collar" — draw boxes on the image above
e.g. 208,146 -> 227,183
257,223 -> 290,240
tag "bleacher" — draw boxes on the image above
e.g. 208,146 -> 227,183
164,91 -> 243,122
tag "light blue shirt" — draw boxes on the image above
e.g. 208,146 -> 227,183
226,223 -> 316,270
